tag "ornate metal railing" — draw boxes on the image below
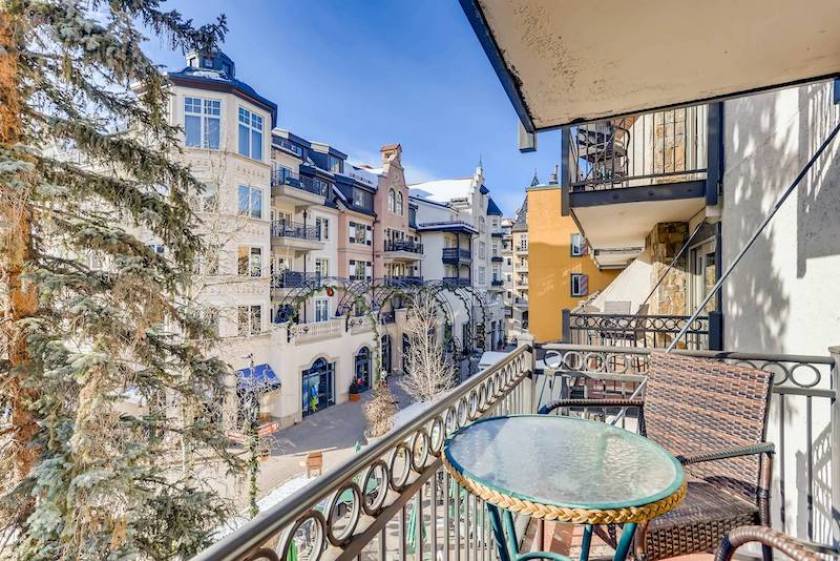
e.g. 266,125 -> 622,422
441,248 -> 471,263
535,343 -> 839,546
567,105 -> 709,191
271,221 -> 322,241
271,271 -> 322,289
442,277 -> 470,288
563,312 -> 711,350
192,346 -> 534,561
384,240 -> 423,254
383,276 -> 423,287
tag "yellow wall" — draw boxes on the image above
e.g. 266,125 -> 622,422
527,187 -> 620,343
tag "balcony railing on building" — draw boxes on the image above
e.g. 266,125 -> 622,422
271,271 -> 323,289
442,276 -> 470,288
379,310 -> 396,324
441,247 -> 471,264
384,240 -> 424,254
271,220 -> 321,241
192,342 -> 837,561
567,105 -> 709,192
561,310 -> 722,351
383,276 -> 423,287
491,278 -> 504,287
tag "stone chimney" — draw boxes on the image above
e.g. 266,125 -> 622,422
380,143 -> 402,165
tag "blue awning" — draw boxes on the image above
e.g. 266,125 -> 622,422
237,363 -> 281,392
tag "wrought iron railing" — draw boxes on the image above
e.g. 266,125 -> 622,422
271,221 -> 322,241
567,105 -> 709,191
442,277 -> 470,288
271,271 -> 323,289
563,312 -> 711,350
383,276 -> 423,287
384,240 -> 423,254
535,343 -> 839,546
441,248 -> 471,263
192,346 -> 534,561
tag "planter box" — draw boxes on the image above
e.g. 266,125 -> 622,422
349,393 -> 361,402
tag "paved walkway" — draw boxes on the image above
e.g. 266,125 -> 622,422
217,379 -> 413,510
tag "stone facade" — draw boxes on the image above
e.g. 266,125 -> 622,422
646,222 -> 689,316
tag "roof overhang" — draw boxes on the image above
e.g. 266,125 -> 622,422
460,0 -> 840,130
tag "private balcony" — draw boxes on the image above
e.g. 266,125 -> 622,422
561,310 -> 723,351
383,275 -> 423,287
383,240 -> 424,261
271,168 -> 327,207
490,278 -> 504,289
271,220 -> 323,251
441,247 -> 471,265
193,343 -> 837,561
442,276 -> 470,288
562,105 -> 720,268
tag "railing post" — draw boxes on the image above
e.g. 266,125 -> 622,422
561,309 -> 571,343
708,310 -> 723,351
829,346 -> 840,547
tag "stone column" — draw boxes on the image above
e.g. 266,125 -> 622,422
647,222 -> 689,348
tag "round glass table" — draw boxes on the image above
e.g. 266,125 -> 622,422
442,415 -> 686,561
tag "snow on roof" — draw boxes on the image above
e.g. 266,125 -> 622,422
410,178 -> 473,204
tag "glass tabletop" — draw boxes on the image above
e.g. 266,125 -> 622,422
444,415 -> 684,510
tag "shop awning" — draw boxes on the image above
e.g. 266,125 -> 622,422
460,0 -> 840,130
237,363 -> 281,392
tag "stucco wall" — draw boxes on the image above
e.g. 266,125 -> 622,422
722,81 -> 839,542
527,187 -> 620,343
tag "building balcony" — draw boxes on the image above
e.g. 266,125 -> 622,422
491,255 -> 503,263
270,220 -> 323,251
442,276 -> 470,288
561,310 -> 720,351
441,247 -> 471,265
490,278 -> 504,288
196,342 -> 835,561
271,271 -> 323,291
383,240 -> 423,261
271,168 -> 327,206
286,318 -> 343,343
383,275 -> 423,287
562,105 -> 720,268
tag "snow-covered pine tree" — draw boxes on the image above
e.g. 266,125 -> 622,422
0,2 -> 243,559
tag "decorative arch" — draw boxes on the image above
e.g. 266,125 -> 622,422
388,189 -> 396,213
396,191 -> 404,215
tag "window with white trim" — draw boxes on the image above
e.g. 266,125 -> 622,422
237,305 -> 262,336
238,186 -> 263,219
238,107 -> 263,160
184,97 -> 220,149
571,233 -> 586,257
571,273 -> 589,297
314,298 -> 330,322
237,246 -> 262,277
348,221 -> 371,245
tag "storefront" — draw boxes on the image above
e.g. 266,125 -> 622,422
301,358 -> 335,416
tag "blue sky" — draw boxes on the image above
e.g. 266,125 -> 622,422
143,0 -> 561,215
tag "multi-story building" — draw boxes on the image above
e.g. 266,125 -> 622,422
499,217 -> 516,340
411,165 -> 507,350
160,49 -> 511,430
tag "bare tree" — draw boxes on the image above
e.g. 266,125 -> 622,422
401,292 -> 454,402
363,382 -> 397,438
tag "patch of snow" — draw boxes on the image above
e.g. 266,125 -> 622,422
478,351 -> 509,371
410,178 -> 474,204
215,475 -> 312,539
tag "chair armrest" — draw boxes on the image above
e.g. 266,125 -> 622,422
677,442 -> 774,465
715,525 -> 831,561
538,398 -> 644,415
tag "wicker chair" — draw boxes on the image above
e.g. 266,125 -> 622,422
716,526 -> 837,561
539,352 -> 775,561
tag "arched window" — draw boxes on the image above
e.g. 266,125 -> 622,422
479,216 -> 486,233
396,192 -> 404,216
354,347 -> 371,390
388,190 -> 396,213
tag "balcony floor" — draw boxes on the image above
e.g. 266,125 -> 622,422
531,520 -> 714,561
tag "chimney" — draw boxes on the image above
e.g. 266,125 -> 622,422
380,143 -> 402,165
549,164 -> 559,185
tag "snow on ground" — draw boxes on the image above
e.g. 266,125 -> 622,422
215,475 -> 312,539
